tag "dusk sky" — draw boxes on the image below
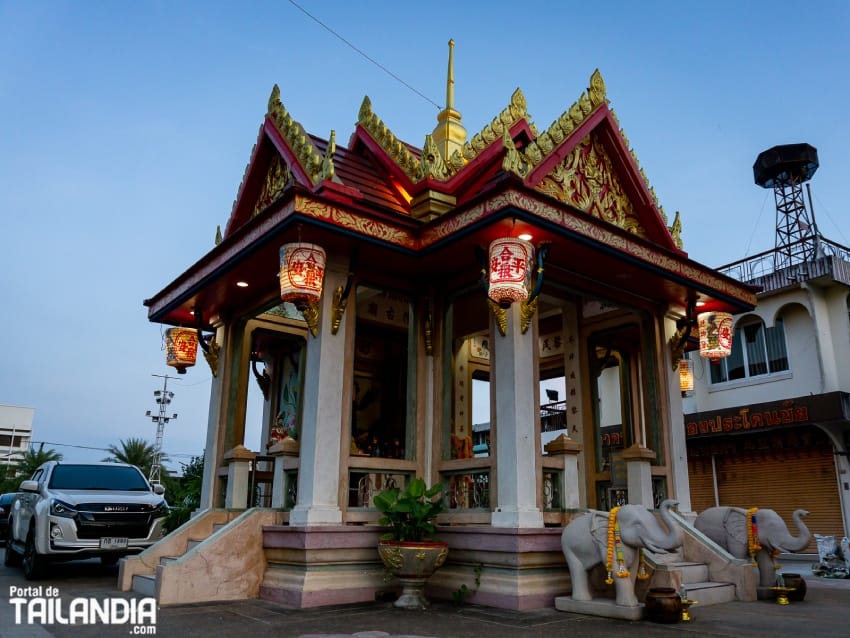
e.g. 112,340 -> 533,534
2,1 -> 848,470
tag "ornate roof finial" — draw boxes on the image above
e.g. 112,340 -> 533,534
432,39 -> 467,162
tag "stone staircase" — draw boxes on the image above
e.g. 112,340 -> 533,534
130,522 -> 228,596
650,555 -> 738,606
119,508 -> 283,605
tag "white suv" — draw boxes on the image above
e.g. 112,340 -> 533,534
5,461 -> 167,579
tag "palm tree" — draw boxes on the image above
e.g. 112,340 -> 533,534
102,437 -> 166,479
7,446 -> 63,486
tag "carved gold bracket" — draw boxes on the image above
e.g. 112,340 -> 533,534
520,297 -> 538,334
251,358 -> 271,400
301,303 -> 320,338
669,299 -> 697,369
487,299 -> 507,337
669,327 -> 690,370
201,335 -> 220,377
330,284 -> 349,335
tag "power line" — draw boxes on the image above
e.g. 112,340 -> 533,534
28,441 -> 199,459
286,0 -> 441,110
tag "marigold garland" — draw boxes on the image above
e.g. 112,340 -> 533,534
605,506 -> 634,584
746,507 -> 761,563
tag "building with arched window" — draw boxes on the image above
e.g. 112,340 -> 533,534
684,240 -> 850,552
134,59 -> 758,609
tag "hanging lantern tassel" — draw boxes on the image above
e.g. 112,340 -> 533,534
165,327 -> 198,374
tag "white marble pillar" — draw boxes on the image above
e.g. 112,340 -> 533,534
664,314 -> 693,513
199,320 -> 226,512
224,445 -> 255,509
491,303 -> 544,528
289,261 -> 350,526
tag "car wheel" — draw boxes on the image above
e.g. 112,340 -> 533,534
4,523 -> 21,567
22,529 -> 46,580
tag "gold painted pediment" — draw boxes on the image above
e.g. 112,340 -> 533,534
253,154 -> 292,217
536,133 -> 647,237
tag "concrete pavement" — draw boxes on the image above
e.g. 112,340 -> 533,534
2,551 -> 849,637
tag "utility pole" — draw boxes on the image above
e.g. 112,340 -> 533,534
146,374 -> 177,486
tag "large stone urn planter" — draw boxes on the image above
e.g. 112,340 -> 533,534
378,540 -> 449,609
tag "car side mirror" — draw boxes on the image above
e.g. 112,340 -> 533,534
152,483 -> 166,495
20,480 -> 38,493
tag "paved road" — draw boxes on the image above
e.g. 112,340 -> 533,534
2,549 -> 850,638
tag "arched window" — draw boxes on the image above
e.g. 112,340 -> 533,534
710,317 -> 789,383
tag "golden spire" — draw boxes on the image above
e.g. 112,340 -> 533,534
431,39 -> 467,161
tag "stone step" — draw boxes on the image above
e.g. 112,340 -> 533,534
132,574 -> 156,597
160,555 -> 180,565
187,539 -> 203,551
675,561 -> 710,583
680,580 -> 737,607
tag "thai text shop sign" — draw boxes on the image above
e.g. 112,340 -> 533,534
684,391 -> 850,439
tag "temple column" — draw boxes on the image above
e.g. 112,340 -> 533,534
491,303 -> 544,528
623,443 -> 655,506
198,318 -> 227,511
289,259 -> 350,526
664,314 -> 693,514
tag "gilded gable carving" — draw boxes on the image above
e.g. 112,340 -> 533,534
253,155 -> 291,217
536,133 -> 646,237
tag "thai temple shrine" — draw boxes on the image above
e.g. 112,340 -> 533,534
142,44 -> 757,609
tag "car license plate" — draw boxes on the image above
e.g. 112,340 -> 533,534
100,537 -> 128,550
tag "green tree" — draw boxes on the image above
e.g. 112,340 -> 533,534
163,455 -> 204,533
0,446 -> 64,491
102,437 -> 167,479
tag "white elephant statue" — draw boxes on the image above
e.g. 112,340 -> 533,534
561,500 -> 683,607
694,506 -> 810,587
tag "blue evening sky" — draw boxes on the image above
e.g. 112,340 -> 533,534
1,1 -> 848,469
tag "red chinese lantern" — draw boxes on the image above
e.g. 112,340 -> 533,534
165,327 -> 198,374
279,243 -> 326,308
488,237 -> 534,308
698,312 -> 733,361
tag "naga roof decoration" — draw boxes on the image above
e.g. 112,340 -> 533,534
266,84 -> 325,186
221,68 -> 683,249
357,88 -> 535,183
357,96 -> 422,181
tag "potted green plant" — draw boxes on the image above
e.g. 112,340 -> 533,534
374,477 -> 448,609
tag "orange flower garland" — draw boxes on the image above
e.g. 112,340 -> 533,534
605,506 -> 635,584
746,507 -> 761,563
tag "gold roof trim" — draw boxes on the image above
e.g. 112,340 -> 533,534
609,108 -> 671,228
451,88 -> 534,177
267,85 -> 324,186
357,96 -> 422,181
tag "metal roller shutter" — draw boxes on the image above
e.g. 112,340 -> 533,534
687,427 -> 844,554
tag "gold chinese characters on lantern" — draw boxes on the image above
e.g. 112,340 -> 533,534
165,327 -> 198,374
488,237 -> 534,308
698,312 -> 733,361
279,243 -> 326,309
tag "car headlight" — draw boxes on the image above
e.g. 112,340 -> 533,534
50,499 -> 78,518
150,500 -> 167,516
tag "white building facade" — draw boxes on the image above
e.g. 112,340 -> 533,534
0,404 -> 34,470
683,244 -> 850,550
